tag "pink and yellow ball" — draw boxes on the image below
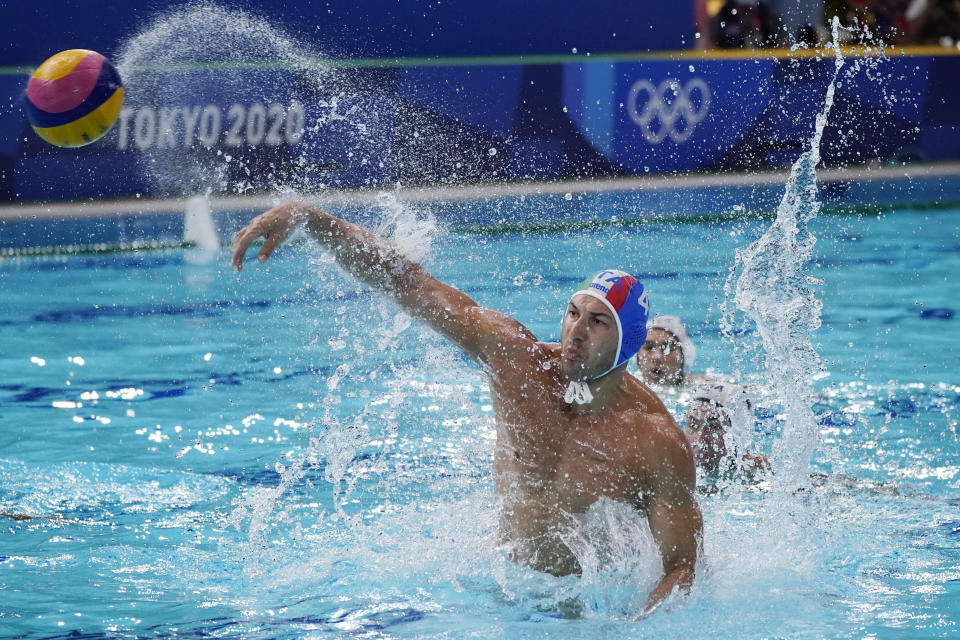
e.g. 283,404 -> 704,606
25,49 -> 124,148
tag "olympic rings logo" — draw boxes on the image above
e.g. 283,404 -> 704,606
626,78 -> 711,144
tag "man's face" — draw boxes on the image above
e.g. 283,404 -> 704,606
684,402 -> 729,474
635,327 -> 685,386
560,293 -> 619,381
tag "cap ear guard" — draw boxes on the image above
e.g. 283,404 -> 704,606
617,281 -> 649,366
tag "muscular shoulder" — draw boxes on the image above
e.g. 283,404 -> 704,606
623,374 -> 676,430
620,405 -> 689,464
620,377 -> 696,488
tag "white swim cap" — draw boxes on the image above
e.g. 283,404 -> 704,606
647,315 -> 696,368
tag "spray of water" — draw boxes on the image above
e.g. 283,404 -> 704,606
687,24 -> 858,613
722,17 -> 845,490
223,192 -> 442,576
115,7 -> 443,568
115,3 -> 325,71
113,2 -> 350,197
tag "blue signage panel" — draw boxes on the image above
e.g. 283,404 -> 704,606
563,60 -> 777,173
8,65 -> 399,201
2,54 -> 957,204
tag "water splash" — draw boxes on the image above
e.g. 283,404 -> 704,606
373,191 -> 440,264
225,361 -> 366,577
115,3 -> 325,71
723,18 -> 845,488
225,192 -> 442,575
113,2 -> 338,197
183,194 -> 220,250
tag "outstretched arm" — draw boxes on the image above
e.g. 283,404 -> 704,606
231,200 -> 535,364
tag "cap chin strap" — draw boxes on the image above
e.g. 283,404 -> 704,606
587,355 -> 620,383
564,380 -> 594,405
563,361 -> 629,405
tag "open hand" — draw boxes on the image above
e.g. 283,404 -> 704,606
231,201 -> 309,271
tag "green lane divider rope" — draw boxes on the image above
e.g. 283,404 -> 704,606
3,198 -> 958,257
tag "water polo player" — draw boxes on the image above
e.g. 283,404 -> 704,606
232,200 -> 702,616
635,315 -> 770,478
635,314 -> 701,388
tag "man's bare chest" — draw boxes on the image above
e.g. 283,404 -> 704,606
496,407 -> 646,512
552,432 -> 645,512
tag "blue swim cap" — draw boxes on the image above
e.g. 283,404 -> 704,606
570,270 -> 650,377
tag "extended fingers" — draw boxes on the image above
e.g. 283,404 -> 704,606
231,225 -> 258,270
231,213 -> 292,270
231,203 -> 306,271
257,230 -> 286,263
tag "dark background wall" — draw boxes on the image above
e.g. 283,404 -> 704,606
0,1 -> 696,67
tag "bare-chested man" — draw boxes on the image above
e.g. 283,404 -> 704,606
231,201 -> 702,614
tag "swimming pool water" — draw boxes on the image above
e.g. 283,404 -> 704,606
1,198 -> 958,638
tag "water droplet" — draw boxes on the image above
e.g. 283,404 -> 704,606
488,148 -> 497,156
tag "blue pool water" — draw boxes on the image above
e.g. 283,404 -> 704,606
1,196 -> 959,638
